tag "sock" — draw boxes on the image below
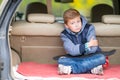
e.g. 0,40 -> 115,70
58,64 -> 72,75
91,65 -> 103,75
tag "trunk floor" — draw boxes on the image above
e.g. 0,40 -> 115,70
17,62 -> 120,79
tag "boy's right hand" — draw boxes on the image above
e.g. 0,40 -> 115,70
88,37 -> 98,48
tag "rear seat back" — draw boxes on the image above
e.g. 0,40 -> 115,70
11,14 -> 64,36
10,14 -> 120,64
92,15 -> 120,37
10,14 -> 65,64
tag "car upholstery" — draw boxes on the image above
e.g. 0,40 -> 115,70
10,14 -> 120,65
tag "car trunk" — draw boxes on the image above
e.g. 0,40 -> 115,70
10,17 -> 120,79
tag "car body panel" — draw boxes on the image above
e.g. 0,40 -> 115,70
0,0 -> 21,79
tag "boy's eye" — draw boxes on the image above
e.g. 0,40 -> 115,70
70,22 -> 74,25
77,20 -> 80,23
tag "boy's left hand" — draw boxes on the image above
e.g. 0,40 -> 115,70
88,37 -> 98,47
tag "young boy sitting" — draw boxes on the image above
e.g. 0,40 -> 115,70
58,8 -> 115,75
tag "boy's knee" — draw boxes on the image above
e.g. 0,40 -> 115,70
96,54 -> 106,63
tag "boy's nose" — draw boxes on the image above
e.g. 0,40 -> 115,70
75,23 -> 80,27
75,26 -> 77,27
75,25 -> 78,27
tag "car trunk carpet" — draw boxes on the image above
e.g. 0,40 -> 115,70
17,62 -> 120,79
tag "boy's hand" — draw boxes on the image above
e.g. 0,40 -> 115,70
88,37 -> 98,47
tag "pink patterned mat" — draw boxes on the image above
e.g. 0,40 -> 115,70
17,62 -> 120,79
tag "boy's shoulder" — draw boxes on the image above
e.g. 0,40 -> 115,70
61,29 -> 68,35
85,23 -> 91,28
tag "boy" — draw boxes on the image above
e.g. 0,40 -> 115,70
58,8 -> 115,75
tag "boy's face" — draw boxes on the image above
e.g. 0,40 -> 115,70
65,16 -> 82,33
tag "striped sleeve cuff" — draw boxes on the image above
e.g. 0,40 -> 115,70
85,42 -> 91,53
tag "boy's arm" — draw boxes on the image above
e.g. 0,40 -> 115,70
85,25 -> 98,54
61,33 -> 86,56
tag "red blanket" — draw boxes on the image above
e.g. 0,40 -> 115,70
17,62 -> 120,79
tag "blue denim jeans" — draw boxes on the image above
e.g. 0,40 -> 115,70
58,53 -> 105,74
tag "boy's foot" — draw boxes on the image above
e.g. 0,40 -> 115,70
58,64 -> 72,75
91,65 -> 104,75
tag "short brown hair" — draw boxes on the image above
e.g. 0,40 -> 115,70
63,8 -> 80,24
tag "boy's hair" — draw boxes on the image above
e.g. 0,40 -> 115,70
63,8 -> 80,24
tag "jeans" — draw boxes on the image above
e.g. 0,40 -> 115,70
58,53 -> 105,74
